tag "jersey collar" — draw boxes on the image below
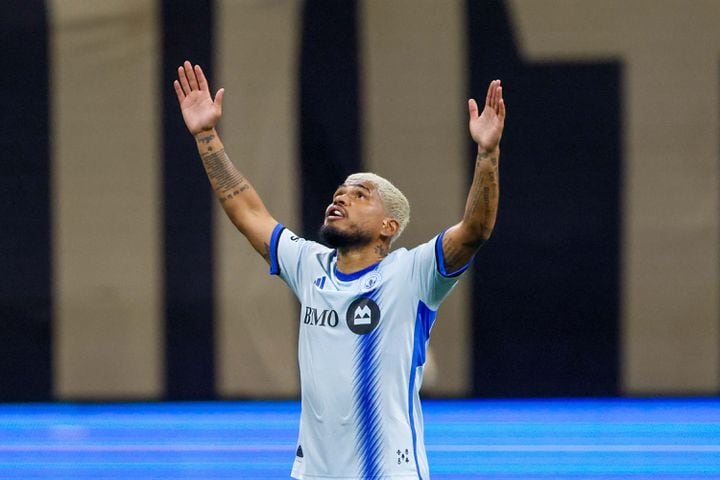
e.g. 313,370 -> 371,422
332,253 -> 381,282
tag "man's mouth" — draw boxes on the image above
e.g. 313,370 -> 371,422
326,206 -> 346,220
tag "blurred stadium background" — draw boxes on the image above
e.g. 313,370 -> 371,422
1,0 -> 719,477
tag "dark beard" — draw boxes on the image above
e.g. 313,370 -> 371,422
319,223 -> 373,250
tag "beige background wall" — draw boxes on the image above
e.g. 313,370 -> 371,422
50,0 -> 162,399
214,0 -> 302,397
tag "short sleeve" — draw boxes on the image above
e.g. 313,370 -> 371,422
410,229 -> 474,310
269,224 -> 328,297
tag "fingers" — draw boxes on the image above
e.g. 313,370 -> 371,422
173,80 -> 185,103
214,88 -> 225,109
486,79 -> 501,107
195,64 -> 209,91
177,60 -> 207,96
495,80 -> 505,121
488,80 -> 500,108
468,98 -> 479,119
184,60 -> 199,90
178,64 -> 191,96
484,79 -> 504,113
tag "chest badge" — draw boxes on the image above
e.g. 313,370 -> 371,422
346,297 -> 380,335
361,272 -> 381,292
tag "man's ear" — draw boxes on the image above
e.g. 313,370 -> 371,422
381,218 -> 399,239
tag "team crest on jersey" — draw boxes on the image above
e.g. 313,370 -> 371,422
361,272 -> 381,292
346,297 -> 380,335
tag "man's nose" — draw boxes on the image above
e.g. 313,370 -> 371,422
334,194 -> 348,206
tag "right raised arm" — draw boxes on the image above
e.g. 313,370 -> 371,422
174,60 -> 277,263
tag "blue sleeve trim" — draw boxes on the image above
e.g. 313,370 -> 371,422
268,223 -> 285,276
434,229 -> 473,278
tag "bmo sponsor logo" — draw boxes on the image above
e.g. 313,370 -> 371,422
302,297 -> 381,335
303,307 -> 339,328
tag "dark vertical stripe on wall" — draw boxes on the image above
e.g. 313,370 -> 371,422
0,1 -> 52,401
299,0 -> 362,238
161,0 -> 215,399
467,0 -> 621,396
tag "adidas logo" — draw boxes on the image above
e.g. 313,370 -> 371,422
314,276 -> 326,289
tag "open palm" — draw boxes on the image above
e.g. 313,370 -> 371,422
173,61 -> 224,135
469,79 -> 506,153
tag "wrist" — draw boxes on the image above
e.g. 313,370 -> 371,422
194,127 -> 218,141
193,128 -> 222,154
477,145 -> 499,158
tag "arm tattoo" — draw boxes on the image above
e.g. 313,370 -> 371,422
444,151 -> 499,270
478,150 -> 498,167
465,153 -> 498,218
443,235 -> 467,267
483,186 -> 491,222
198,134 -> 215,144
443,234 -> 484,268
201,149 -> 251,194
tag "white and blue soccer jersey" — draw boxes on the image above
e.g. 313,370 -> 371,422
268,224 -> 471,480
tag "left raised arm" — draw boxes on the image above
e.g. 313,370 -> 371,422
442,80 -> 505,273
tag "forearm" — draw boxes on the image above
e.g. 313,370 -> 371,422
461,146 -> 500,242
441,82 -> 504,271
194,128 -> 272,233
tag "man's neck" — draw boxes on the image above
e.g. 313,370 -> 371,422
336,241 -> 389,274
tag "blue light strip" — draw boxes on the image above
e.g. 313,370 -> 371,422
0,399 -> 718,478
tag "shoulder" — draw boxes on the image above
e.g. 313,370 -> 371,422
271,224 -> 334,277
378,239 -> 435,274
406,233 -> 442,261
278,227 -> 332,253
379,246 -> 410,268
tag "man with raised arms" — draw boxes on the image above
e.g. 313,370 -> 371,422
173,60 -> 504,479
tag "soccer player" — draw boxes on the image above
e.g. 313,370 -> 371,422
174,61 -> 504,479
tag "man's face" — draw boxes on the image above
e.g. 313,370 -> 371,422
319,181 -> 387,249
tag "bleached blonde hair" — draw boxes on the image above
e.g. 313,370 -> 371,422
345,172 -> 410,243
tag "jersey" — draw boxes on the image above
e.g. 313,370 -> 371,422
268,223 -> 472,479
